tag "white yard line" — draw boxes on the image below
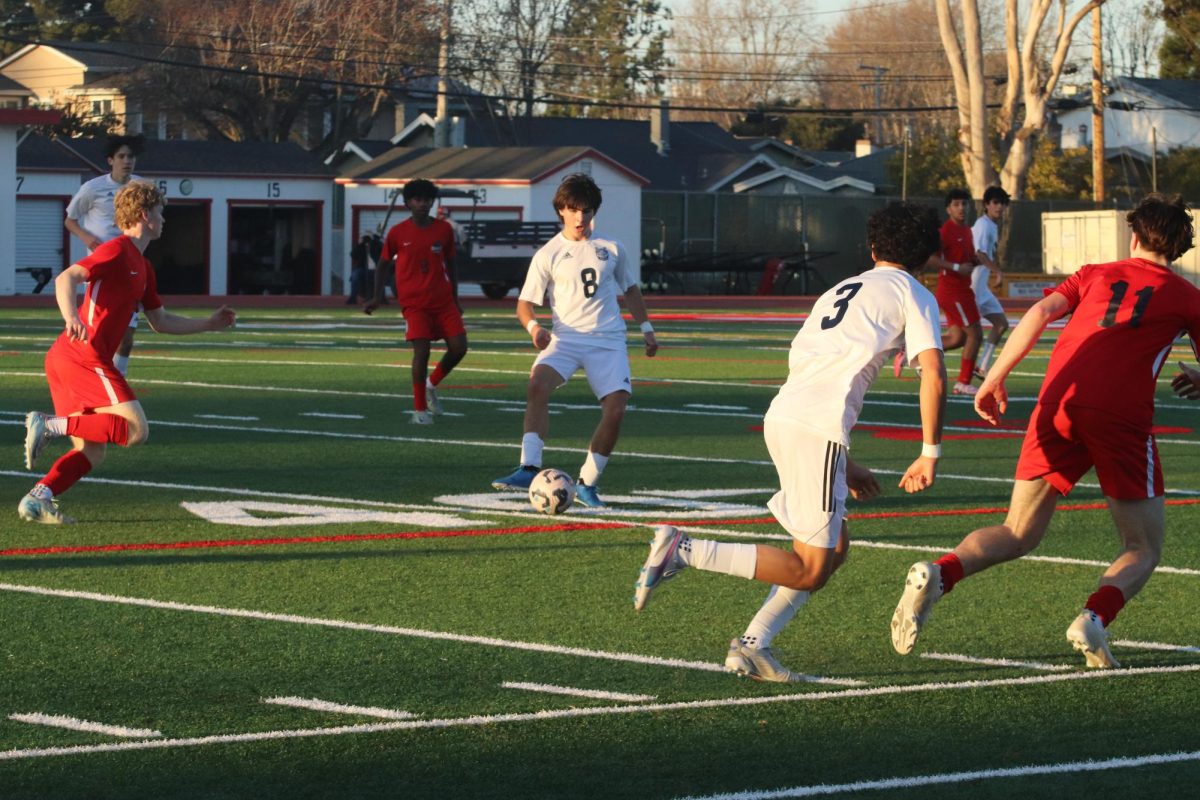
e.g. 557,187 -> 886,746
8,712 -> 161,739
2,664 -> 1196,762
1113,639 -> 1200,654
500,682 -> 656,703
299,412 -> 365,419
918,652 -> 1072,672
675,749 -> 1200,800
261,697 -> 417,720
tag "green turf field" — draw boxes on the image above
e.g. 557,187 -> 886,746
1,302 -> 1198,799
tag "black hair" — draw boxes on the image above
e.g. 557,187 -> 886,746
402,178 -> 438,202
553,173 -> 603,216
1126,193 -> 1194,262
105,134 -> 145,159
982,186 -> 1010,205
868,203 -> 941,271
944,187 -> 971,207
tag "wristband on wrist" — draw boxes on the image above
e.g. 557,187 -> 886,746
525,319 -> 540,334
951,263 -> 960,274
921,442 -> 942,459
640,321 -> 654,334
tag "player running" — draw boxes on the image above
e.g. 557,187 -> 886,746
634,202 -> 947,682
970,186 -> 1011,379
19,181 -> 236,523
490,173 -> 657,509
891,193 -> 1200,668
365,179 -> 468,425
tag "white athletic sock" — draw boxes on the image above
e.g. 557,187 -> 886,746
579,451 -> 608,486
44,416 -> 68,437
520,432 -> 544,468
114,355 -> 129,376
739,585 -> 810,650
979,341 -> 996,372
30,483 -> 53,500
677,536 -> 757,580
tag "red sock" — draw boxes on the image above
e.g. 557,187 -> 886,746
957,358 -> 976,385
934,553 -> 965,594
66,413 -> 129,445
42,449 -> 93,496
429,363 -> 446,387
413,381 -> 427,412
1085,585 -> 1126,627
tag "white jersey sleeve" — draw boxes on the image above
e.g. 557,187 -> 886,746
66,174 -> 139,243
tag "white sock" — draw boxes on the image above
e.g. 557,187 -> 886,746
114,355 -> 129,376
45,416 -> 68,437
579,451 -> 608,486
30,483 -> 53,500
979,341 -> 996,372
740,586 -> 810,650
520,432 -> 544,468
677,536 -> 757,580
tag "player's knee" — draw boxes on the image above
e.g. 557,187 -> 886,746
126,420 -> 149,446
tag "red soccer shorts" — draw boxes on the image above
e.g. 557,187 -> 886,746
1015,403 -> 1163,500
44,339 -> 136,416
402,301 -> 466,342
936,283 -> 981,328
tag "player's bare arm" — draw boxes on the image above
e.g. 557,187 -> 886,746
1172,361 -> 1200,400
64,218 -> 102,251
621,285 -> 658,357
145,305 -> 236,335
363,257 -> 393,315
899,347 -> 945,493
517,299 -> 550,350
54,264 -> 90,342
846,457 -> 881,501
975,292 -> 1069,424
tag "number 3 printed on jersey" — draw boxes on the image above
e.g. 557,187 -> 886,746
821,281 -> 863,329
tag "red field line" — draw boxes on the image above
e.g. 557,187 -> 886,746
0,521 -> 629,558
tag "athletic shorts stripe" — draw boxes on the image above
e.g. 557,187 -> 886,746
823,442 -> 844,512
95,367 -> 119,406
87,280 -> 101,326
1146,435 -> 1156,498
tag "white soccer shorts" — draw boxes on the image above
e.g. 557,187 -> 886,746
763,416 -> 846,549
533,337 -> 633,400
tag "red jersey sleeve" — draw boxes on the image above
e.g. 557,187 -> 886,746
1050,267 -> 1086,311
77,238 -> 124,281
380,225 -> 402,263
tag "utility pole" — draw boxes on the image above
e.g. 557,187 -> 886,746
1091,6 -> 1105,204
901,121 -> 911,200
1152,126 -> 1158,192
859,64 -> 889,144
434,0 -> 452,148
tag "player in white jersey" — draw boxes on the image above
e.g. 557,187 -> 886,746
970,186 -> 1011,378
632,203 -> 948,682
65,134 -> 145,376
491,173 -> 658,508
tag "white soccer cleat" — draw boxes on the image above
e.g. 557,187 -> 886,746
23,411 -> 50,471
891,561 -> 944,655
633,525 -> 686,611
724,639 -> 803,683
952,381 -> 978,396
425,384 -> 443,415
410,410 -> 434,425
17,492 -> 74,524
1067,610 -> 1121,669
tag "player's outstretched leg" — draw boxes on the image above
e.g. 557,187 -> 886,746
633,525 -> 687,611
1066,610 -> 1120,669
723,639 -> 802,683
891,561 -> 944,654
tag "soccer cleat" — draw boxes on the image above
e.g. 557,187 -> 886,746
890,561 -> 944,655
893,350 -> 906,378
23,411 -> 50,471
1066,610 -> 1121,669
17,492 -> 74,524
425,384 -> 443,415
410,410 -> 434,425
724,639 -> 803,683
952,381 -> 978,396
633,525 -> 686,611
491,465 -> 539,491
575,481 -> 605,509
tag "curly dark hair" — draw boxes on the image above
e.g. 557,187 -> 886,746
867,203 -> 940,271
402,178 -> 439,202
553,173 -> 603,216
1126,193 -> 1194,262
944,187 -> 971,207
104,134 -> 144,159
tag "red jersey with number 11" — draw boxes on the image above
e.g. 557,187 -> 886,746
1039,258 -> 1200,429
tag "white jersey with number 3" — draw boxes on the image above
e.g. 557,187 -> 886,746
766,266 -> 942,446
520,232 -> 637,350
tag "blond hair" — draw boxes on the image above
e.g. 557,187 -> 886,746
113,180 -> 166,230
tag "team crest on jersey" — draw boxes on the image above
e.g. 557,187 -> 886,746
594,246 -> 609,261
431,244 -> 443,253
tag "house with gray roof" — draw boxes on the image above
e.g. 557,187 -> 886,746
1058,76 -> 1200,157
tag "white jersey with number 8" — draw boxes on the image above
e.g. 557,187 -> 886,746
520,233 -> 637,350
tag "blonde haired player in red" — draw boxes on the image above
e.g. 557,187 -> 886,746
891,193 -> 1200,668
19,180 -> 237,524
364,178 -> 468,425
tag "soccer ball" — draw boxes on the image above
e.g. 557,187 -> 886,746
528,468 -> 576,515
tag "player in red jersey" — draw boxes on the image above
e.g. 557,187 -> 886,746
931,188 -> 983,395
19,181 -> 237,524
890,193 -> 1200,668
364,179 -> 468,425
